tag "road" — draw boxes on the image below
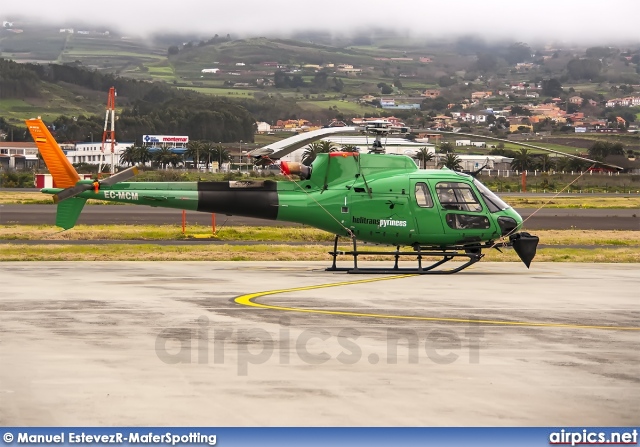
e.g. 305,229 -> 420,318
0,204 -> 638,230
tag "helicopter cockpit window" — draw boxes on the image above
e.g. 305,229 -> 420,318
473,179 -> 510,213
414,182 -> 434,208
435,182 -> 482,212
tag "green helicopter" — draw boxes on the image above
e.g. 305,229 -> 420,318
29,118 -> 607,274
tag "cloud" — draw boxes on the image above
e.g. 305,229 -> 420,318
3,0 -> 640,44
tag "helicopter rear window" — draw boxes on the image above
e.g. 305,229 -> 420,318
435,182 -> 482,212
414,182 -> 434,208
473,179 -> 510,213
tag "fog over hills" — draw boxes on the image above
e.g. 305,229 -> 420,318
2,0 -> 640,45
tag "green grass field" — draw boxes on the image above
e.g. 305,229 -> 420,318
297,99 -> 377,114
178,86 -> 260,97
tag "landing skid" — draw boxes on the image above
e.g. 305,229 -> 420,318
326,236 -> 484,275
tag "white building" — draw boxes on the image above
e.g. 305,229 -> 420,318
256,122 -> 272,133
455,139 -> 471,146
201,68 -> 220,74
434,154 -> 513,172
64,142 -> 134,165
0,143 -> 39,170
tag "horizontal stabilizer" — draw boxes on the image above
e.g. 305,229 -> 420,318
56,197 -> 87,230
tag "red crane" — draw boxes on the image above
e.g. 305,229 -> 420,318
98,87 -> 117,175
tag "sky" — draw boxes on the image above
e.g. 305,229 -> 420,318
3,0 -> 640,44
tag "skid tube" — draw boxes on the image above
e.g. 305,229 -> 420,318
326,235 -> 484,275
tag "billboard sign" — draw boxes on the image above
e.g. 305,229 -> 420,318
143,135 -> 189,144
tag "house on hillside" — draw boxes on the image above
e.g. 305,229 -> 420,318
256,122 -> 271,134
569,96 -> 584,105
471,91 -> 492,100
421,89 -> 441,98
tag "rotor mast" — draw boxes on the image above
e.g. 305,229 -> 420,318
98,87 -> 117,175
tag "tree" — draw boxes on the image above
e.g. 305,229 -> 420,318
331,77 -> 344,92
136,146 -> 152,165
167,46 -> 179,56
185,140 -> 203,169
567,58 -> 603,81
414,147 -> 433,169
588,141 -> 625,161
510,105 -> 532,116
585,47 -> 616,59
302,141 -> 336,166
274,70 -> 291,88
510,148 -> 533,171
313,71 -> 329,90
439,141 -> 454,153
421,96 -> 449,112
440,153 -> 462,171
377,83 -> 393,94
208,144 -> 230,170
438,75 -> 457,87
341,144 -> 359,153
475,53 -> 498,72
505,42 -> 532,65
153,147 -> 177,169
541,78 -> 563,97
537,154 -> 555,172
119,146 -> 137,166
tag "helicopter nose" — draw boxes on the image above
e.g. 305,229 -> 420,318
497,209 -> 524,236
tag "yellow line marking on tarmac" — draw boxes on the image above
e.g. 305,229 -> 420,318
234,275 -> 640,331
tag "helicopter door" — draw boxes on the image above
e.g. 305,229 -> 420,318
432,181 -> 494,242
411,181 -> 444,237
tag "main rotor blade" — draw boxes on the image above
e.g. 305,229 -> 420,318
249,127 -> 357,161
426,130 -> 623,170
100,165 -> 140,186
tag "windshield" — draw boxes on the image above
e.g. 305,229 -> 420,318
473,179 -> 510,213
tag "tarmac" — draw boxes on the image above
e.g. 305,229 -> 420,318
0,261 -> 638,425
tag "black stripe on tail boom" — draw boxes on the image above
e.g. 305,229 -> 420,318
196,180 -> 279,219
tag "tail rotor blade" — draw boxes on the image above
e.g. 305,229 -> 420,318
53,183 -> 94,203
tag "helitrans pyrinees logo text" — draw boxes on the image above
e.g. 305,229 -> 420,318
352,216 -> 407,227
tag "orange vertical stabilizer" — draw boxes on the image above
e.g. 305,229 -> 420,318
26,118 -> 80,189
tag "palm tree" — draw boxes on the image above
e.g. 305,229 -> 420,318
169,152 -> 183,168
439,153 -> 462,171
119,146 -> 137,166
136,146 -> 152,166
414,147 -> 433,169
318,140 -> 336,153
201,141 -> 215,171
510,148 -> 533,172
185,141 -> 203,169
341,144 -> 359,153
153,147 -> 175,169
209,144 -> 230,171
538,154 -> 554,172
302,141 -> 336,166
